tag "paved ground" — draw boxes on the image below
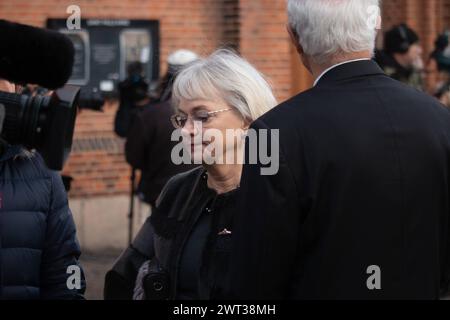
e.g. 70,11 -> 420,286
80,249 -> 123,300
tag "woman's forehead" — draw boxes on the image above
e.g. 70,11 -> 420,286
178,98 -> 228,113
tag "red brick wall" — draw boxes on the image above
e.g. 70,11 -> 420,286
239,0 -> 292,102
382,0 -> 408,30
0,0 -> 229,198
444,0 -> 450,28
1,0 -> 449,198
223,0 -> 240,51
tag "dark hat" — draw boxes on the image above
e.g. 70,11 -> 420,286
126,61 -> 144,77
384,24 -> 419,54
433,31 -> 450,73
435,32 -> 449,51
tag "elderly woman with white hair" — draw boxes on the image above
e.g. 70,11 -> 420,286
121,49 -> 276,300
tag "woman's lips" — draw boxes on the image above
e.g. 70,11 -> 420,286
190,142 -> 209,151
190,142 -> 209,147
190,143 -> 207,149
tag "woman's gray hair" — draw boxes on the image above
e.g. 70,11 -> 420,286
287,0 -> 381,65
172,49 -> 277,122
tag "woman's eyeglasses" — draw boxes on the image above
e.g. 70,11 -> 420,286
170,108 -> 232,129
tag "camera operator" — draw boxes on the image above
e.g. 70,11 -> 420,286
375,24 -> 425,90
427,31 -> 450,107
0,79 -> 85,300
0,18 -> 86,299
114,62 -> 152,138
124,50 -> 199,208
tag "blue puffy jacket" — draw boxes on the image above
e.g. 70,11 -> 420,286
0,145 -> 85,299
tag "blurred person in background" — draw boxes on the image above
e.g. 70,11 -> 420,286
124,49 -> 199,208
114,61 -> 152,138
427,31 -> 450,107
0,79 -> 85,300
375,23 -> 425,90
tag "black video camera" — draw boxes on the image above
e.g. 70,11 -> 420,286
0,19 -> 79,170
0,86 -> 79,170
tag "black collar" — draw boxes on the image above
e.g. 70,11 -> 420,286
315,59 -> 386,87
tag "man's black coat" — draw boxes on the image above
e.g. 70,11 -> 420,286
230,60 -> 450,299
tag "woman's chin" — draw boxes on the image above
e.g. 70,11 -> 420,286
189,151 -> 219,166
187,148 -> 205,164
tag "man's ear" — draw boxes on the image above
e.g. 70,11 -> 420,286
287,24 -> 303,55
287,24 -> 312,73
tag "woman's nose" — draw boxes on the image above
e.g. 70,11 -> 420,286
181,118 -> 199,137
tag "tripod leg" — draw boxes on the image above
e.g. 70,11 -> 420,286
128,168 -> 136,245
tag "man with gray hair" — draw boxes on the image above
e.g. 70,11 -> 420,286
230,0 -> 450,299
